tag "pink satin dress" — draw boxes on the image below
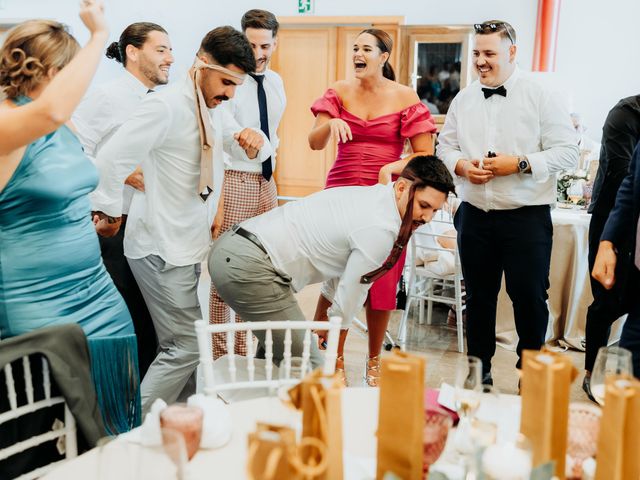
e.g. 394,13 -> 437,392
311,88 -> 436,310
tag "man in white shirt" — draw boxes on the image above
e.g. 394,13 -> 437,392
91,26 -> 267,413
209,156 -> 455,368
436,20 -> 578,384
73,22 -> 174,379
210,9 -> 287,358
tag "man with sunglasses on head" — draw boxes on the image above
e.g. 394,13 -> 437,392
90,27 -> 270,414
437,20 -> 578,386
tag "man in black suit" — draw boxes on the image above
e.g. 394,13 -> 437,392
584,95 -> 640,396
593,142 -> 640,377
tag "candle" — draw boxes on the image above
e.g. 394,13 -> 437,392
482,441 -> 532,480
160,404 -> 204,460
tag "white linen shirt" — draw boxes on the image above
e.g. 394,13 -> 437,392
72,70 -> 148,214
242,183 -> 401,324
220,69 -> 285,172
90,73 -> 225,266
437,67 -> 579,211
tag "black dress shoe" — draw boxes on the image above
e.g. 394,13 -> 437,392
582,375 -> 597,403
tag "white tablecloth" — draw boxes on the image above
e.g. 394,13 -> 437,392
496,208 -> 625,351
42,388 -> 521,480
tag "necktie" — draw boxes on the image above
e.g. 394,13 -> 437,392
481,85 -> 507,99
360,181 -> 419,285
249,73 -> 273,181
192,68 -> 214,200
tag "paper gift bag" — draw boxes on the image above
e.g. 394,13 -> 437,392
288,369 -> 343,480
595,375 -> 640,480
519,349 -> 577,479
247,423 -> 300,480
376,351 -> 425,480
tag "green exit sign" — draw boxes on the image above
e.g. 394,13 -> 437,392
298,0 -> 314,14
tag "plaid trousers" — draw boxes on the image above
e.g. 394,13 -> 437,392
210,170 -> 278,358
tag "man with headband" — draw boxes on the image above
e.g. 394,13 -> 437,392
91,26 -> 264,413
208,155 -> 454,368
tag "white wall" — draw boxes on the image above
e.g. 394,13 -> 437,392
0,0 -> 636,139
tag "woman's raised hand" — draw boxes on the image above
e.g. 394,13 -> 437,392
79,0 -> 108,38
329,118 -> 353,144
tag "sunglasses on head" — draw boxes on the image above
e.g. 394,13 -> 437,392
473,22 -> 515,45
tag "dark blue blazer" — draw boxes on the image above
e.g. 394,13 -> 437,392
601,141 -> 640,307
602,141 -> 640,251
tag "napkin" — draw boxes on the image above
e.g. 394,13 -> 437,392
139,395 -> 232,449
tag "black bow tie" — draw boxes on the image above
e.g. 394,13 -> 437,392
482,85 -> 507,99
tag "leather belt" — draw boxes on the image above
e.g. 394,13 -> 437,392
231,224 -> 267,254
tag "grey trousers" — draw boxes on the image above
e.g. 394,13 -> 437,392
128,255 -> 201,415
208,230 -> 323,368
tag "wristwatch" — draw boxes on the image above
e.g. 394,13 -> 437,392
517,155 -> 530,174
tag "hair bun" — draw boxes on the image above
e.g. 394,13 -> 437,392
105,41 -> 122,63
0,47 -> 46,98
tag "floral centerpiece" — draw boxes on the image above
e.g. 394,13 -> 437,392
557,171 -> 588,203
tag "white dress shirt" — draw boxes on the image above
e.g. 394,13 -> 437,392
242,183 -> 401,325
72,70 -> 148,214
437,67 -> 579,211
90,73 -> 226,266
220,69 -> 285,172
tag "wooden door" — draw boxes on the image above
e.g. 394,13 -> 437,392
271,27 -> 336,198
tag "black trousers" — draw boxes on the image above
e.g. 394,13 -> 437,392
455,202 -> 552,374
620,271 -> 640,377
584,212 -> 628,372
99,217 -> 158,378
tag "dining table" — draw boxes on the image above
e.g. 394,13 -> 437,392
496,207 -> 626,351
41,387 -> 522,480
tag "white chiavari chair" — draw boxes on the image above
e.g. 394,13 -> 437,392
397,195 -> 465,353
0,355 -> 77,480
195,317 -> 341,402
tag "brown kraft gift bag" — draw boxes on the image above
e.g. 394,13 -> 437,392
519,349 -> 577,480
376,351 -> 425,480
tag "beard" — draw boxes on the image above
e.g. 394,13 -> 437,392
139,56 -> 169,86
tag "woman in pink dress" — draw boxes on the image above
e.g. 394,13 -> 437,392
308,28 -> 436,386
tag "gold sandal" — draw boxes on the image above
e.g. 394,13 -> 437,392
365,355 -> 381,387
335,355 -> 347,387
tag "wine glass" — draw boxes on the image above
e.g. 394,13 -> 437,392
453,356 -> 482,454
589,346 -> 633,405
567,181 -> 583,208
582,182 -> 594,209
137,428 -> 188,480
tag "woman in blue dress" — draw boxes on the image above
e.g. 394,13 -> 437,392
0,1 -> 140,434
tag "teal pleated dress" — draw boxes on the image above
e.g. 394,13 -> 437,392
0,96 -> 141,434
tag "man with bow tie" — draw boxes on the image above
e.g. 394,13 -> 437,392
437,20 -> 578,385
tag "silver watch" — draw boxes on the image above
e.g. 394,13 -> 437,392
517,155 -> 530,173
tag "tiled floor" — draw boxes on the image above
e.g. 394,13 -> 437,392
199,266 -> 592,402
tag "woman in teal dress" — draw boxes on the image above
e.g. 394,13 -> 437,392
0,4 -> 140,434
